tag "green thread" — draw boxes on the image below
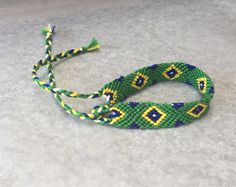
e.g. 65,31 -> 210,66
83,38 -> 100,51
32,25 -> 215,129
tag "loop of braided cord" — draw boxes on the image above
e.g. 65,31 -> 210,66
32,25 -> 111,124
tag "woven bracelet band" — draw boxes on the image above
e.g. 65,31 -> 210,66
32,25 -> 215,129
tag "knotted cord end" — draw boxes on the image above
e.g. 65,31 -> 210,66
41,24 -> 55,35
83,38 -> 100,51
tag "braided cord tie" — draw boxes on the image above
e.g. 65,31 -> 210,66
32,25 -> 215,129
32,25 -> 110,124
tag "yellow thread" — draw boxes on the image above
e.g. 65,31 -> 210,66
73,48 -> 80,53
197,78 -> 207,94
71,109 -> 77,116
109,107 -> 125,124
88,114 -> 95,118
187,103 -> 208,118
51,56 -> 55,61
61,102 -> 65,108
70,92 -> 79,97
45,88 -> 50,92
87,44 -> 100,51
39,81 -> 45,85
142,106 -> 167,126
61,52 -> 66,57
131,72 -> 149,89
162,64 -> 183,80
103,88 -> 117,104
80,116 -> 86,120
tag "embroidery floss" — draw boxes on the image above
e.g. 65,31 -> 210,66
32,25 -> 214,129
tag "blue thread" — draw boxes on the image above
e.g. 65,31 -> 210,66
186,64 -> 196,70
135,76 -> 145,87
129,123 -> 140,129
92,93 -> 99,98
105,92 -> 113,101
149,64 -> 158,70
166,69 -> 177,79
192,105 -> 204,115
108,109 -> 121,118
174,120 -> 184,127
115,76 -> 124,82
199,81 -> 205,90
68,49 -> 74,54
121,95 -> 127,101
172,103 -> 184,109
185,80 -> 192,85
93,105 -> 100,109
151,80 -> 157,85
209,86 -> 214,94
129,102 -> 139,108
147,109 -> 161,122
44,84 -> 50,87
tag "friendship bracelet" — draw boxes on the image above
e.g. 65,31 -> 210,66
32,25 -> 215,129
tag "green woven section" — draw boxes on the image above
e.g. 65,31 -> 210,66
32,25 -> 214,129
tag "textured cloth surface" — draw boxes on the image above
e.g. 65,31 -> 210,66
0,0 -> 236,186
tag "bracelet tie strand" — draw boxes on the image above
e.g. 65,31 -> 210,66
32,25 -> 215,129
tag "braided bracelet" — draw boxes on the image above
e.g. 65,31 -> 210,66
32,25 -> 214,129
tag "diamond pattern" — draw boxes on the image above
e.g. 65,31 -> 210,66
103,88 -> 117,104
163,65 -> 183,80
187,103 -> 208,118
131,72 -> 149,89
172,103 -> 184,109
197,78 -> 207,94
142,106 -> 167,126
108,107 -> 125,124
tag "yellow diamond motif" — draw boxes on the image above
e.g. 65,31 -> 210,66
103,88 -> 117,104
187,103 -> 208,118
108,107 -> 125,124
162,64 -> 183,80
142,106 -> 167,126
197,77 -> 207,94
131,72 -> 149,90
